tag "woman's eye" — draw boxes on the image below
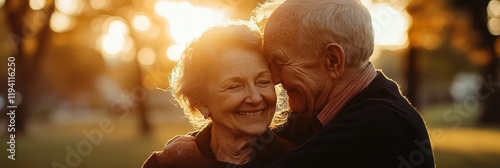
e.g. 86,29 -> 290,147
257,80 -> 272,87
228,85 -> 241,90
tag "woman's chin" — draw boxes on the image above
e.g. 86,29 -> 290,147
240,124 -> 269,136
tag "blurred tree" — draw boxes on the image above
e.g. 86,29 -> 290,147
2,0 -> 55,134
449,0 -> 500,125
408,0 -> 500,124
406,0 -> 452,107
0,0 -> 155,134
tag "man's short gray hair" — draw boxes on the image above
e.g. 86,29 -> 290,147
256,0 -> 374,65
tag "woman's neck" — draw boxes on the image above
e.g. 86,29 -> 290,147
210,125 -> 257,165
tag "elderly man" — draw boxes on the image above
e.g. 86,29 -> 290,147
261,0 -> 434,167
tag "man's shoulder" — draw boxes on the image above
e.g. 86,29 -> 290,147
333,102 -> 420,128
322,101 -> 430,145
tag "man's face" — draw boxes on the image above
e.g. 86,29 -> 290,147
264,14 -> 330,115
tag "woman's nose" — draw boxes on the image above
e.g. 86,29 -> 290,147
245,86 -> 263,105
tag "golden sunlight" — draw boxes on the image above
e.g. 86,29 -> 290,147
369,3 -> 410,48
29,0 -> 46,10
50,11 -> 74,33
0,0 -> 5,8
167,44 -> 183,62
155,0 -> 226,61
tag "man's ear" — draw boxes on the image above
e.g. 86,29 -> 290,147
324,43 -> 345,79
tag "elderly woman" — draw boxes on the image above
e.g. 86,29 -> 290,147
143,22 -> 293,168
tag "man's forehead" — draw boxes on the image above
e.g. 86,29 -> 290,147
264,7 -> 301,56
265,4 -> 301,38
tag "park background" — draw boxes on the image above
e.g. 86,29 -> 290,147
1,0 -> 500,167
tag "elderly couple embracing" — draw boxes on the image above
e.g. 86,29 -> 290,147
143,0 -> 435,167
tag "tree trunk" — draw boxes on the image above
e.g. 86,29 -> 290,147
3,0 -> 54,133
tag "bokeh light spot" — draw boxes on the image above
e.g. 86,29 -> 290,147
50,11 -> 74,33
55,0 -> 84,15
488,0 -> 500,17
487,17 -> 500,36
133,14 -> 151,32
29,0 -> 46,10
90,0 -> 110,10
137,48 -> 157,66
101,34 -> 125,56
108,19 -> 129,35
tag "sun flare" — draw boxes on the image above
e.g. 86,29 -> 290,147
155,0 -> 227,61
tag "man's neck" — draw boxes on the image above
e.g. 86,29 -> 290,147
311,62 -> 369,117
210,125 -> 257,165
315,61 -> 377,125
331,64 -> 366,98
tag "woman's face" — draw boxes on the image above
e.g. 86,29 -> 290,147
201,48 -> 276,136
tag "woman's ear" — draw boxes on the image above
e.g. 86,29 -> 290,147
324,43 -> 345,79
195,103 -> 210,119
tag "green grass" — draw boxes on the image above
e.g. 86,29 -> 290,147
1,104 -> 500,168
421,104 -> 500,168
1,115 -> 194,168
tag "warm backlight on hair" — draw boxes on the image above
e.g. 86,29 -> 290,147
155,0 -> 226,61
